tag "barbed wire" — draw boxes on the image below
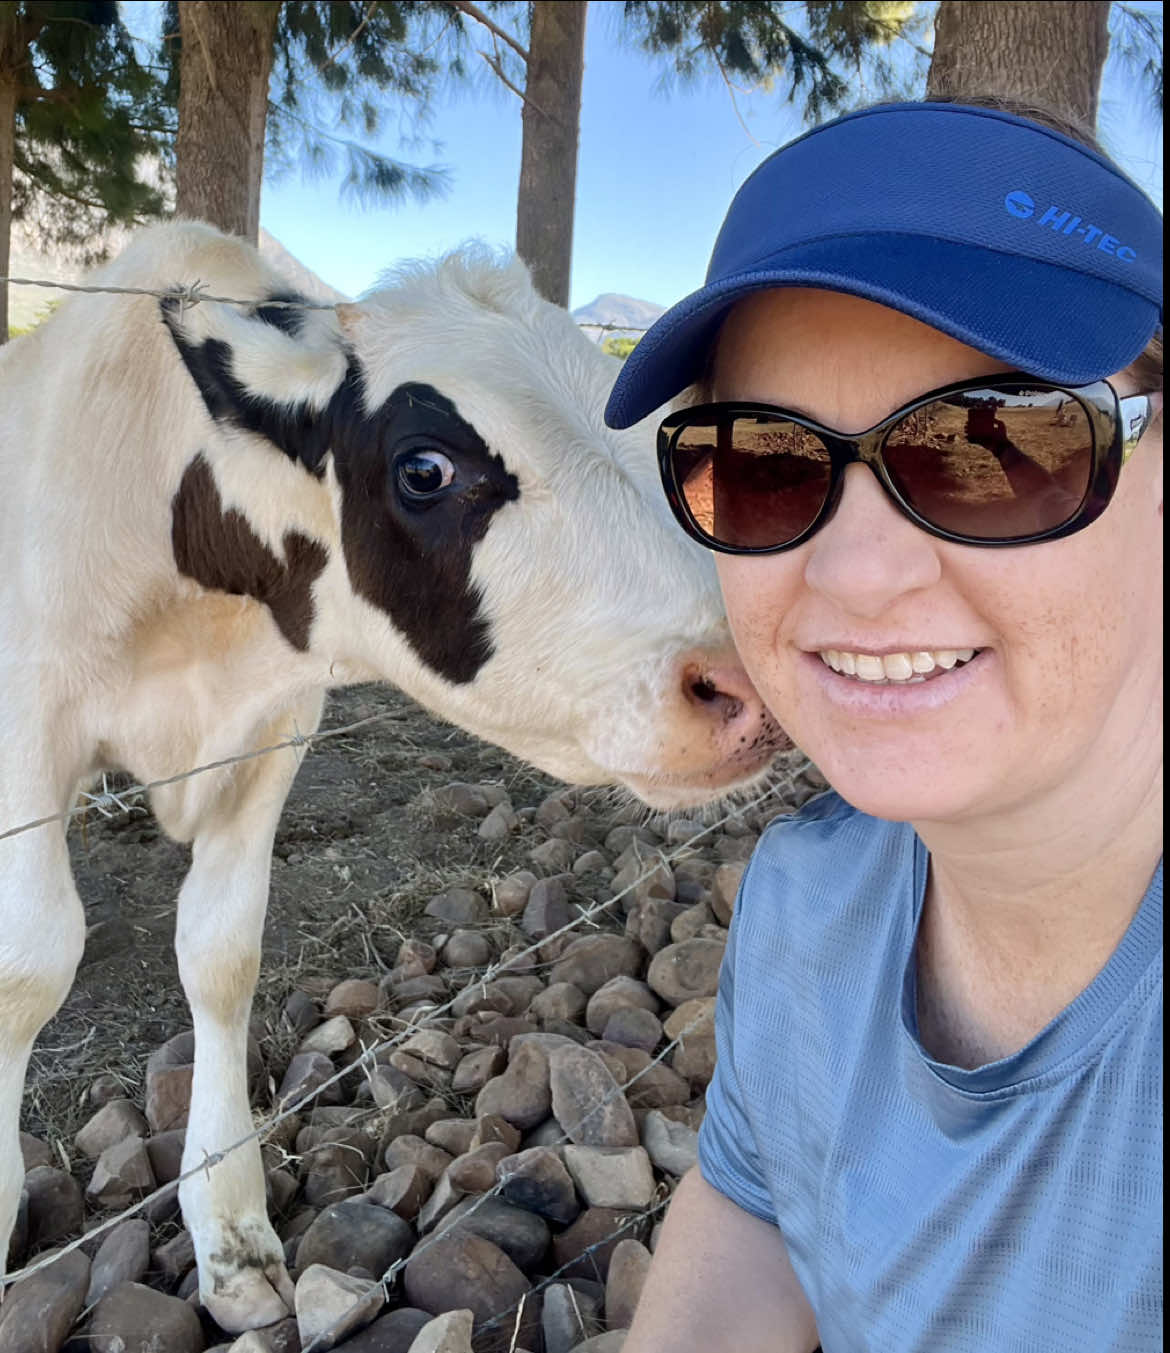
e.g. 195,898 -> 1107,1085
0,273 -> 654,333
3,776 -> 777,1298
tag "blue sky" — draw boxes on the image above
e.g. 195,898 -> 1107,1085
129,2 -> 1164,311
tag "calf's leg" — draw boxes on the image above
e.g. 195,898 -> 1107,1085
0,821 -> 86,1286
170,691 -> 323,1333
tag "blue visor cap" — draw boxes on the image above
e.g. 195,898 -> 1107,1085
605,102 -> 1163,429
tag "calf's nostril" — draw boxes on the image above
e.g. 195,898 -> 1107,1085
683,667 -> 746,722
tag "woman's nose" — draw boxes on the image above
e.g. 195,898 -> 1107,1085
802,463 -> 942,617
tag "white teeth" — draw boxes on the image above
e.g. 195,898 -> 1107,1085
818,647 -> 980,684
881,652 -> 914,681
855,654 -> 886,681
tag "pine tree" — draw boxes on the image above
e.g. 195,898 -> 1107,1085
1,2 -> 168,341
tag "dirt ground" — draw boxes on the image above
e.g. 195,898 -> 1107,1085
27,683 -> 806,1154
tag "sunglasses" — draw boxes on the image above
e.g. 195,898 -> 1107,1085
658,376 -> 1155,553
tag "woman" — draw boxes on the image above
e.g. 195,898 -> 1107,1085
605,101 -> 1162,1352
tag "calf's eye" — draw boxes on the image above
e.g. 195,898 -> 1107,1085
395,449 -> 456,499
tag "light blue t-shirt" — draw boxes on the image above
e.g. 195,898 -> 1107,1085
699,792 -> 1162,1353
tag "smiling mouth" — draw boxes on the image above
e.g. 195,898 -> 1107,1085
817,647 -> 982,684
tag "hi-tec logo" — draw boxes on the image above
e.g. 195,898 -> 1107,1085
1003,190 -> 1137,262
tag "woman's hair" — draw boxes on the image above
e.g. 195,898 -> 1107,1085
682,94 -> 1162,402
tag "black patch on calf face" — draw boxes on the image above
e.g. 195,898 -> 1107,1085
328,376 -> 520,684
171,455 -> 328,651
252,291 -> 308,336
161,297 -> 332,473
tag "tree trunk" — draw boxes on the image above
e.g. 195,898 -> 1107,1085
175,1 -> 280,242
516,1 -> 587,307
0,71 -> 15,344
927,1 -> 1111,129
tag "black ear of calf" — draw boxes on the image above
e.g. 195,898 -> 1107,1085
160,294 -> 333,475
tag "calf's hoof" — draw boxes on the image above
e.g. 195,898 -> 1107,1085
201,1258 -> 295,1333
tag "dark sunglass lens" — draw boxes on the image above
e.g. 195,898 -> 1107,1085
673,415 -> 832,549
882,389 -> 1094,540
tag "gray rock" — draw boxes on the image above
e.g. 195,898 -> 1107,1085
89,1281 -> 205,1353
301,1127 -> 376,1208
522,877 -> 572,941
87,1218 -> 151,1305
570,1333 -> 628,1353
441,930 -> 494,969
641,1110 -> 699,1176
548,1046 -> 638,1147
297,1015 -> 356,1057
338,1307 -> 432,1353
600,1007 -> 663,1054
383,1136 -> 453,1183
18,1133 -> 53,1171
0,1249 -> 89,1353
543,1281 -> 604,1353
400,1030 -> 463,1071
278,1052 -> 341,1110
416,1172 -> 466,1236
296,1199 -> 414,1275
425,887 -> 488,925
294,1264 -> 383,1349
403,1308 -> 475,1353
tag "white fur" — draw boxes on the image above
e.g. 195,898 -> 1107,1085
0,222 -> 769,1329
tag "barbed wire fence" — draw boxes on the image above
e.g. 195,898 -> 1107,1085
0,268 -> 781,1346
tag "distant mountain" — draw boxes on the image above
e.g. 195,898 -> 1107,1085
573,292 -> 665,343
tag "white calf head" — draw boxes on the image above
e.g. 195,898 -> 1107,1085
165,244 -> 785,807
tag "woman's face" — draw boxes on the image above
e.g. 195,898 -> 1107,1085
711,288 -> 1163,825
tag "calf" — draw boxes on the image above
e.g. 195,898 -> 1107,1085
0,222 -> 781,1328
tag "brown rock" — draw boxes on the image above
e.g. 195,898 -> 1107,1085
144,1031 -> 197,1133
493,871 -> 538,917
605,1237 -> 652,1331
0,1249 -> 90,1353
474,1042 -> 551,1131
403,1229 -> 531,1323
495,1148 -> 580,1225
425,888 -> 488,925
451,1045 -> 506,1094
645,939 -> 725,1007
74,1100 -> 149,1161
324,977 -> 382,1019
89,1281 -> 205,1353
145,1129 -> 186,1184
469,1115 -> 521,1153
87,1218 -> 151,1305
86,1136 -> 156,1208
585,977 -> 658,1037
447,1142 -> 511,1194
551,1208 -> 643,1281
548,1046 -> 638,1147
364,1165 -> 431,1221
18,1133 -> 54,1172
711,863 -> 745,927
383,1135 -> 454,1183
425,1119 -> 478,1157
530,982 -> 588,1025
301,1127 -> 376,1207
442,930 -> 493,968
23,1166 -> 84,1250
549,936 -> 644,997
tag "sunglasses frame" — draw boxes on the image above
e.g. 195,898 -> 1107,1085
658,375 -> 1153,554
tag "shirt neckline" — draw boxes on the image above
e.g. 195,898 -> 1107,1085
900,841 -> 1163,1096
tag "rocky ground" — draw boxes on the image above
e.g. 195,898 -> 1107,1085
2,684 -> 825,1353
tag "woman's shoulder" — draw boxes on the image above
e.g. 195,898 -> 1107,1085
737,789 -> 922,940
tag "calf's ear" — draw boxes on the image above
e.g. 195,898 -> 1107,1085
160,292 -> 348,473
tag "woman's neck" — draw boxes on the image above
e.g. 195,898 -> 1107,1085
912,749 -> 1163,1069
